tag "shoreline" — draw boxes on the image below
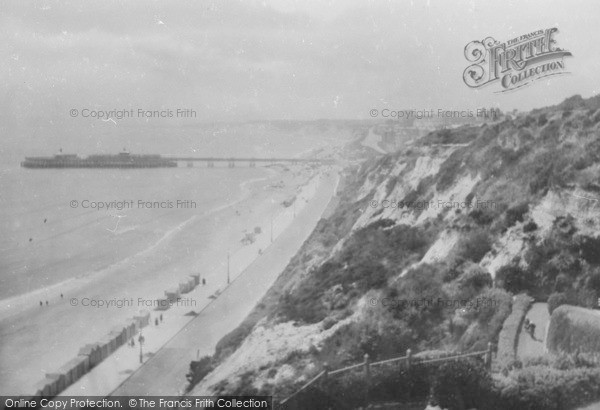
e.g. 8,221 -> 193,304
0,171 -> 274,323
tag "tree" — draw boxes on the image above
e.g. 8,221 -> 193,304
455,230 -> 492,263
495,264 -> 535,293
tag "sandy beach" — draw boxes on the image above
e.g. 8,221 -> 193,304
0,164 -> 329,395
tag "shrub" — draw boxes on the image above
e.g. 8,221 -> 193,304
547,292 -> 569,315
523,221 -> 538,232
540,120 -> 560,141
457,264 -> 493,290
553,273 -> 572,292
577,235 -> 600,265
529,163 -> 553,194
575,288 -> 598,309
436,150 -> 465,192
586,270 -> 600,291
368,362 -> 431,402
455,230 -> 492,263
493,365 -> 600,410
430,358 -> 493,410
495,264 -> 535,294
185,356 -> 213,391
474,287 -> 512,326
469,208 -> 495,225
390,264 -> 447,341
505,202 -> 529,227
457,288 -> 512,352
547,305 -> 600,354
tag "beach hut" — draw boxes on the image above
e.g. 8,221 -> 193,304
165,288 -> 180,302
45,373 -> 66,396
32,379 -> 52,398
76,350 -> 91,373
154,298 -> 170,311
134,310 -> 150,328
110,325 -> 128,347
79,343 -> 102,368
58,359 -> 80,386
96,340 -> 109,360
68,355 -> 89,381
178,281 -> 188,294
124,319 -> 137,340
99,335 -> 117,358
179,277 -> 196,294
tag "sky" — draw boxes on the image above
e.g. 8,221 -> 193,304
1,0 -> 599,123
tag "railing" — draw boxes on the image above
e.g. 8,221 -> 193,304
279,342 -> 495,408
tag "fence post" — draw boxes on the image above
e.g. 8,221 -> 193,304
405,349 -> 413,401
485,342 -> 492,371
364,353 -> 371,406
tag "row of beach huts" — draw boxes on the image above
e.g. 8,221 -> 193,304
32,310 -> 151,398
30,273 -> 202,399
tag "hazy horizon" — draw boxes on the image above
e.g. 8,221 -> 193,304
2,0 -> 599,127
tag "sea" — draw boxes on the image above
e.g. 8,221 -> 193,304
0,120 -> 348,301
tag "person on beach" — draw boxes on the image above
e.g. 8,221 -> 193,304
530,322 -> 536,339
155,318 -> 159,326
60,293 -> 63,299
202,278 -> 206,285
160,314 -> 163,322
39,301 -> 42,307
45,300 -> 48,306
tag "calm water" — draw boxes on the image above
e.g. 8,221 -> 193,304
0,122 -> 349,300
0,166 -> 268,299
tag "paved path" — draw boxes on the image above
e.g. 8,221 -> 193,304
103,172 -> 338,396
516,302 -> 549,360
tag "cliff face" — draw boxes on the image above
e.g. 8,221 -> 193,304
191,95 -> 600,397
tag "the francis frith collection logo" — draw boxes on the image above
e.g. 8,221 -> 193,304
463,28 -> 572,92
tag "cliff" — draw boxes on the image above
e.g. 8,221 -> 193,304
188,95 -> 600,400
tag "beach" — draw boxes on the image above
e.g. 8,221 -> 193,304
0,163 -> 331,395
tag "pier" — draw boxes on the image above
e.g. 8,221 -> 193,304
167,157 -> 335,168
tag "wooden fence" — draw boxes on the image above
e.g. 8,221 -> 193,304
279,342 -> 494,408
